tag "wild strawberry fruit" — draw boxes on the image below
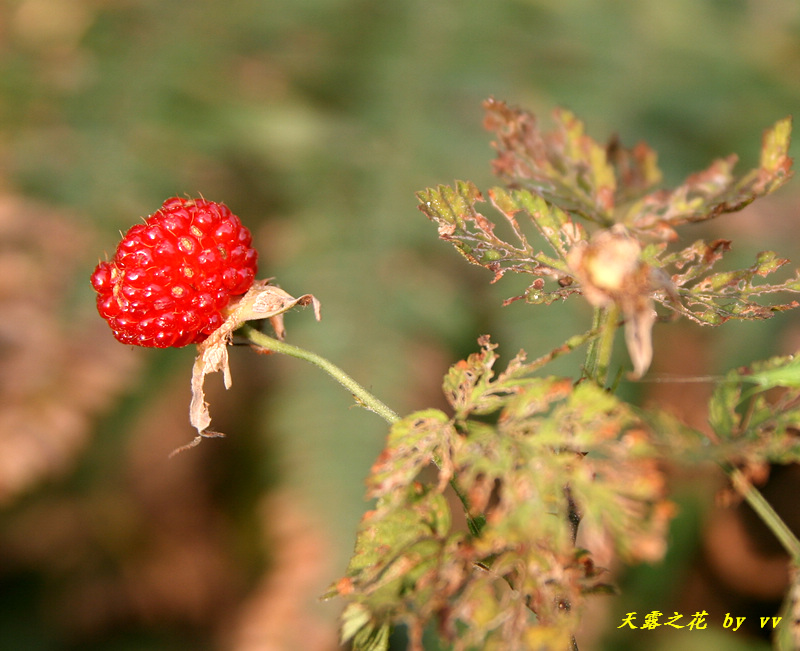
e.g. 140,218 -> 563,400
91,197 -> 258,348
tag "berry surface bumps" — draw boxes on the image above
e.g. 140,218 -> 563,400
91,197 -> 258,347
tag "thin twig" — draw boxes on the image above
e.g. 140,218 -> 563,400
727,465 -> 800,563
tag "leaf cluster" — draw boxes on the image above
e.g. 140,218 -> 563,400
418,100 -> 797,326
707,355 -> 800,469
331,337 -> 673,650
332,102 -> 800,650
635,354 -> 800,474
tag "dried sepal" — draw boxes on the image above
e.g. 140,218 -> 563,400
227,278 -> 321,339
176,280 -> 320,454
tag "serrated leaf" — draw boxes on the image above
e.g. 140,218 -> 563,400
743,355 -> 800,389
480,101 -> 793,238
442,336 -> 503,418
442,335 -> 542,419
489,186 -> 586,262
700,356 -> 800,469
483,98 -> 638,222
417,181 -> 579,306
421,106 -> 797,336
624,117 -> 793,234
367,409 -> 453,497
336,339 -> 675,650
607,137 -> 663,201
560,107 -> 618,214
548,381 -> 673,561
442,340 -> 672,565
776,565 -> 800,651
760,116 -> 793,180
344,484 -> 451,585
655,245 -> 800,327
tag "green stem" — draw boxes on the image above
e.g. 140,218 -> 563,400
583,307 -> 603,379
728,465 -> 800,562
239,324 -> 485,535
239,324 -> 400,424
596,304 -> 620,386
583,305 -> 620,386
529,326 -> 602,374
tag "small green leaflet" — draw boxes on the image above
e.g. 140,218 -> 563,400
640,356 -> 800,390
734,355 -> 800,390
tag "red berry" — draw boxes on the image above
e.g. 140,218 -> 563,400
91,198 -> 258,348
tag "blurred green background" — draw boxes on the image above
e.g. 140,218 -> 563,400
1,0 -> 799,649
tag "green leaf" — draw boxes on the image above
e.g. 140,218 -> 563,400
489,186 -> 585,263
655,244 -> 800,327
775,565 -> 800,651
479,101 -> 793,238
442,335 -> 541,419
335,338 -> 676,649
367,409 -> 452,498
417,181 -> 580,305
760,116 -> 793,181
343,484 -> 451,585
708,372 -> 741,439
443,340 -> 673,566
352,622 -> 391,651
420,106 -> 797,331
441,335 -> 503,418
735,354 -> 800,390
341,603 -> 374,644
701,356 -> 800,469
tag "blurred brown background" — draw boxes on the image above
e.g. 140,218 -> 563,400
1,1 -> 799,649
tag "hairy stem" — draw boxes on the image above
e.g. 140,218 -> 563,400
239,323 -> 485,535
239,324 -> 400,424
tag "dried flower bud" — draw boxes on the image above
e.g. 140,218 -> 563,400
568,227 -> 655,379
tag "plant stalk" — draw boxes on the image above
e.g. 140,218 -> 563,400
583,305 -> 620,386
728,465 -> 800,563
239,324 -> 400,424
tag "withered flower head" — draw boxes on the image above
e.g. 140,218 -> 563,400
568,226 -> 656,379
